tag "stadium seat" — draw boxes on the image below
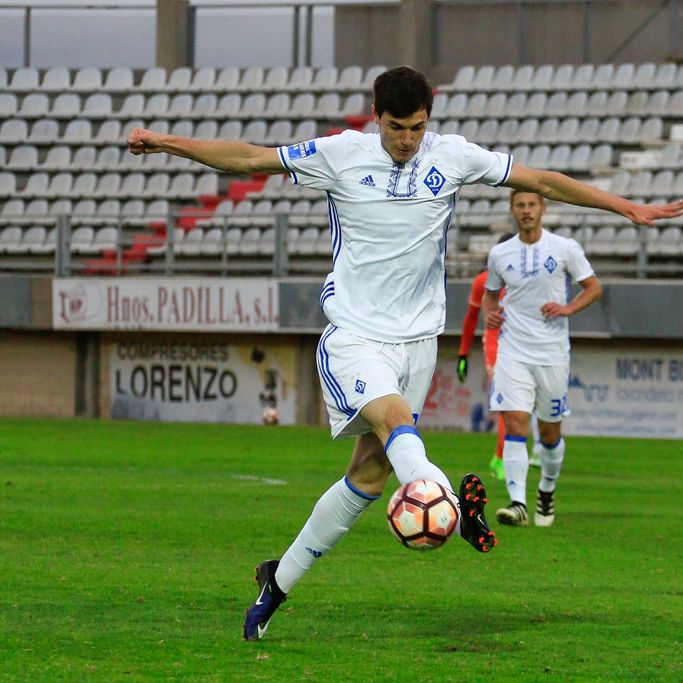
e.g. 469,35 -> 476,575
93,172 -> 122,199
32,226 -> 56,254
17,226 -> 48,254
0,93 -> 18,118
103,67 -> 134,92
92,200 -> 121,226
287,66 -> 314,92
239,93 -> 267,118
531,64 -> 558,91
18,172 -> 49,198
176,227 -> 203,256
311,66 -> 339,91
116,94 -> 145,119
242,120 -> 268,144
193,94 -> 218,119
94,146 -> 121,172
614,226 -> 639,256
70,173 -> 98,199
264,93 -> 291,118
337,65 -> 363,92
143,93 -> 171,118
71,146 -> 97,171
0,226 -> 23,253
262,66 -> 289,92
631,62 -> 657,90
289,93 -> 316,119
215,66 -> 240,91
27,118 -> 59,144
471,65 -> 495,91
137,67 -> 167,92
72,67 -> 102,92
165,67 -> 192,93
199,227 -> 225,255
217,93 -> 242,117
70,226 -> 96,253
51,93 -> 81,119
71,200 -> 97,224
169,94 -> 194,118
63,119 -> 93,144
7,145 -> 38,170
361,65 -> 386,90
194,120 -> 219,139
238,66 -> 265,92
9,67 -> 39,92
0,172 -> 16,198
610,63 -> 635,90
170,119 -> 194,138
18,93 -> 50,118
83,93 -> 113,118
0,200 -> 24,226
46,172 -> 74,198
188,67 -> 216,92
89,226 -> 119,253
40,66 -> 71,93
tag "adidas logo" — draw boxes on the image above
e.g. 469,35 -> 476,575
359,174 -> 376,187
505,264 -> 515,271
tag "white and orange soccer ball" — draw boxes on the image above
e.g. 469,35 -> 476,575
261,407 -> 279,425
387,479 -> 459,550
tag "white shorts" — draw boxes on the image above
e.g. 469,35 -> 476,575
316,324 -> 437,438
489,357 -> 569,423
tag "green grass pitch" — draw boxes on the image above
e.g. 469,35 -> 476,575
0,418 -> 681,682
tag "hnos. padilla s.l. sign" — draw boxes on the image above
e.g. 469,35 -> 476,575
52,278 -> 279,332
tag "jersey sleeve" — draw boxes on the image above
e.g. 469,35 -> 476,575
485,249 -> 504,291
277,133 -> 349,191
460,143 -> 512,187
564,238 -> 595,282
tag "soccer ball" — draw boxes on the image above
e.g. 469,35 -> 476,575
387,479 -> 459,550
261,407 -> 279,425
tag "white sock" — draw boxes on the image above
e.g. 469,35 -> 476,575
503,436 -> 529,506
384,426 -> 453,491
385,426 -> 461,536
539,437 -> 565,493
275,477 -> 377,594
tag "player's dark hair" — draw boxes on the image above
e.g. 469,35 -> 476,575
509,189 -> 545,204
497,232 -> 515,244
373,66 -> 434,118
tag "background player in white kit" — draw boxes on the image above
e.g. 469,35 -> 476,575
127,66 -> 683,641
483,190 -> 602,528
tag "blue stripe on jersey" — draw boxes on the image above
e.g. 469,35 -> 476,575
326,193 -> 342,262
316,325 -> 355,417
277,146 -> 298,184
320,281 -> 335,307
494,153 -> 513,187
565,272 -> 571,304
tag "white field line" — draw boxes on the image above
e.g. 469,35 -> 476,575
231,474 -> 287,486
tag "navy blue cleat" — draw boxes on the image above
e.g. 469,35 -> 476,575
243,559 -> 287,641
459,473 -> 498,553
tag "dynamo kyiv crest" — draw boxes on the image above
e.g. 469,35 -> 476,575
424,166 -> 446,196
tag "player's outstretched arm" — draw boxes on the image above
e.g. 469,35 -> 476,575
506,164 -> 683,227
126,127 -> 284,175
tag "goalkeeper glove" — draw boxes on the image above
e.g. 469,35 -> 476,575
457,354 -> 468,383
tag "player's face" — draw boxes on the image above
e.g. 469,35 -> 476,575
372,106 -> 429,163
510,193 -> 545,235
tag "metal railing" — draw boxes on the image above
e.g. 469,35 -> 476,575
1,211 -> 681,280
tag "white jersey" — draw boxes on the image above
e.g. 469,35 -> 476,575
277,130 -> 512,342
486,229 -> 595,365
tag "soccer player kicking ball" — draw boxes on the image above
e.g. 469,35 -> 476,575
483,190 -> 601,528
127,66 -> 683,641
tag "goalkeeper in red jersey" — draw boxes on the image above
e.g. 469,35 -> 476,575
457,235 -> 512,480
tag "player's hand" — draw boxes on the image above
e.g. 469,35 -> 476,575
457,355 -> 468,383
541,302 -> 571,318
127,127 -> 165,155
625,199 -> 683,227
485,307 -> 505,330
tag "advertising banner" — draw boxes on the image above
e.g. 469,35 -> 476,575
109,340 -> 296,424
53,278 -> 278,332
564,349 -> 683,438
421,344 -> 683,439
